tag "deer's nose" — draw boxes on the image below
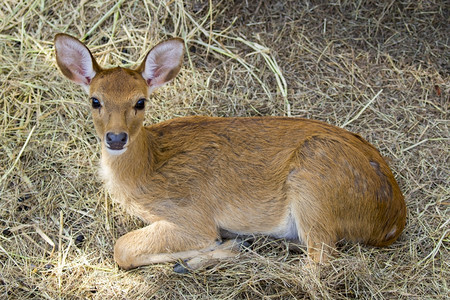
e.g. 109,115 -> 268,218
105,132 -> 128,150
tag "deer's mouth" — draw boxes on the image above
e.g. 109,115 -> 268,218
107,142 -> 126,150
105,146 -> 127,156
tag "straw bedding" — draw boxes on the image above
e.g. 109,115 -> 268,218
0,0 -> 448,298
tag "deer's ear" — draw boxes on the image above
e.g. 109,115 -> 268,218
54,33 -> 102,92
138,38 -> 184,93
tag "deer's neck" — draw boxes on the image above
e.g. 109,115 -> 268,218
100,128 -> 153,193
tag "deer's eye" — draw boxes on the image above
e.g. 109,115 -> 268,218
134,98 -> 146,110
91,97 -> 101,109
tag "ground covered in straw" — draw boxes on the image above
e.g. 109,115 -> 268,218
1,0 -> 448,299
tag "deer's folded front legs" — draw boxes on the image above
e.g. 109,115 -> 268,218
113,220 -> 240,270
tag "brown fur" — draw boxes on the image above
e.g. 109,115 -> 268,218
54,34 -> 406,270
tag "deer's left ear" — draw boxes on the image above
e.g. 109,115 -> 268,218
138,38 -> 184,93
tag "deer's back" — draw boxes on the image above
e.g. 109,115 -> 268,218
144,116 -> 405,242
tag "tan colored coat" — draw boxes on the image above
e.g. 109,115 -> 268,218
55,33 -> 406,270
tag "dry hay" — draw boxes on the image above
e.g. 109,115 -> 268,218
0,0 -> 448,299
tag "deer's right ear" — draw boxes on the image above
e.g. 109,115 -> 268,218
54,33 -> 101,92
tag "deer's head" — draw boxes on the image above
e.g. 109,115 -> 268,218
54,33 -> 184,155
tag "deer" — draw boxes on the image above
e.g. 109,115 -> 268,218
54,33 -> 406,271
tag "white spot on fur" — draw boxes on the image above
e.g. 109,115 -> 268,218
270,212 -> 300,241
385,225 -> 397,241
106,147 -> 127,156
99,161 -> 114,192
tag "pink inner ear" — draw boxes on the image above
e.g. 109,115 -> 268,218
141,39 -> 184,89
69,63 -> 92,83
56,37 -> 96,87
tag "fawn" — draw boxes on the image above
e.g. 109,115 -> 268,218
54,33 -> 406,271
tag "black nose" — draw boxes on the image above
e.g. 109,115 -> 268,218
106,132 -> 128,150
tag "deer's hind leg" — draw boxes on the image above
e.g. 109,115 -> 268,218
290,195 -> 338,263
285,140 -> 345,263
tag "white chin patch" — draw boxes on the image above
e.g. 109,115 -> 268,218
106,147 -> 127,156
